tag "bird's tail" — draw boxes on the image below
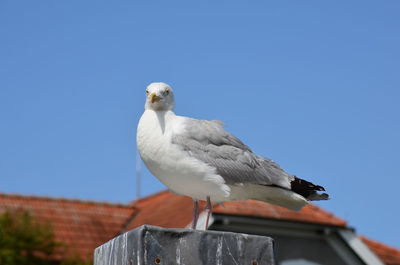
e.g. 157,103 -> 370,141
231,184 -> 309,211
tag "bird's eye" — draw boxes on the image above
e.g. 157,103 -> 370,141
146,90 -> 149,95
165,89 -> 170,95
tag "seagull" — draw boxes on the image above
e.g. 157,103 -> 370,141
137,82 -> 329,229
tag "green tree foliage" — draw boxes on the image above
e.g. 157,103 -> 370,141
0,210 -> 91,265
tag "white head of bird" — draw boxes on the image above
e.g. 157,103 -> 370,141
145,82 -> 175,111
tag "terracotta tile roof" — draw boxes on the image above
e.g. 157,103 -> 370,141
0,193 -> 137,260
1,190 -> 399,265
360,236 -> 400,265
127,190 -> 346,229
126,190 -> 194,230
213,200 -> 347,227
127,191 -> 398,265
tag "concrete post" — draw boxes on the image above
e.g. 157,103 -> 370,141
94,225 -> 275,265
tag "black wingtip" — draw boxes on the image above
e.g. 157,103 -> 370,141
291,176 -> 327,199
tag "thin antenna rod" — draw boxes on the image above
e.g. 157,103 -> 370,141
135,150 -> 142,200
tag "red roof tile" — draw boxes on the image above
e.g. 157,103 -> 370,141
360,236 -> 400,265
0,193 -> 137,260
1,190 -> 399,265
127,191 -> 346,228
213,200 -> 346,227
126,190 -> 194,230
127,191 -> 398,265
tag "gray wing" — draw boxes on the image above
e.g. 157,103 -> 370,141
171,118 -> 294,189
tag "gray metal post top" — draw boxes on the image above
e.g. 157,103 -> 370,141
94,225 -> 275,265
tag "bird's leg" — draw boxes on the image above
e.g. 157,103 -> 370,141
205,196 -> 212,230
191,199 -> 199,229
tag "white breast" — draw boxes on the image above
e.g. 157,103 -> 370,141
136,110 -> 231,201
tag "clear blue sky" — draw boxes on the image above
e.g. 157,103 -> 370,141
1,1 -> 399,248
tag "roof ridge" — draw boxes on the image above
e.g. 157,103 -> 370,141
0,192 -> 133,208
130,190 -> 170,205
306,203 -> 347,223
361,235 -> 400,253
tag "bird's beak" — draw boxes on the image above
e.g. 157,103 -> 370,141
150,93 -> 161,103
